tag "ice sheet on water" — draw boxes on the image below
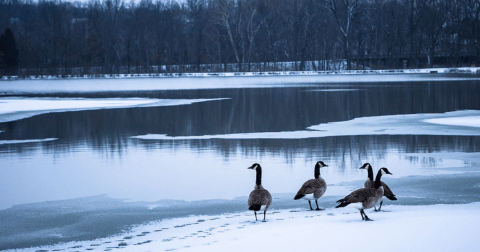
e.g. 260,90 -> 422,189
0,97 -> 228,123
0,138 -> 57,145
131,110 -> 480,140
307,88 -> 360,92
423,116 -> 480,128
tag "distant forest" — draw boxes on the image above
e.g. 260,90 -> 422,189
1,0 -> 480,76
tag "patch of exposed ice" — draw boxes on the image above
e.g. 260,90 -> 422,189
0,97 -> 228,123
131,110 -> 480,140
423,116 -> 480,128
0,138 -> 57,145
307,88 -> 360,92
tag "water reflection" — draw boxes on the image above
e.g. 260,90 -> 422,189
0,134 -> 476,209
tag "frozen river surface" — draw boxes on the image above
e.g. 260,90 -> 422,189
1,74 -> 480,250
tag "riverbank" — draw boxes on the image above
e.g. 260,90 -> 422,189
1,67 -> 480,81
5,202 -> 479,252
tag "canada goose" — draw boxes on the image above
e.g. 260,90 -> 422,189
248,163 -> 272,222
336,167 -> 393,221
360,163 -> 397,211
294,161 -> 328,210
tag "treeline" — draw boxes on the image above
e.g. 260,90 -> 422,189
1,0 -> 479,76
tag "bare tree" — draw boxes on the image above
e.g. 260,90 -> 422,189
324,0 -> 365,70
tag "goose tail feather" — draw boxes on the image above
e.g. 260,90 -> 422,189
386,195 -> 397,200
249,204 -> 261,211
294,194 -> 305,200
336,202 -> 350,208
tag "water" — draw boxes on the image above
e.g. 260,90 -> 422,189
1,75 -> 480,249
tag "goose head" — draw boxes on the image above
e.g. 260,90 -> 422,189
359,163 -> 371,170
248,163 -> 261,170
315,161 -> 328,168
380,167 -> 393,175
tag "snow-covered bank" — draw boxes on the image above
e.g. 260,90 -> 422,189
1,72 -> 479,95
132,110 -> 480,140
0,97 -> 227,123
2,67 -> 480,80
10,203 -> 479,252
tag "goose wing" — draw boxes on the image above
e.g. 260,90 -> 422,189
294,179 -> 325,199
381,181 -> 397,200
336,188 -> 376,205
249,189 -> 272,207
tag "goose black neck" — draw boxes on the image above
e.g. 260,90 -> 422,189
314,163 -> 320,179
256,167 -> 262,185
367,166 -> 374,181
374,169 -> 383,189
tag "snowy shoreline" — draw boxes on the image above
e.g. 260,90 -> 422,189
1,67 -> 480,80
5,202 -> 480,252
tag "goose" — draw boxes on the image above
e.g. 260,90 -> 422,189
247,163 -> 272,222
335,167 -> 393,221
360,163 -> 397,211
294,161 -> 328,210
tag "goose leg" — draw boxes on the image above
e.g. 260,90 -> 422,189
359,210 -> 365,220
262,210 -> 267,222
362,210 -> 373,221
315,200 -> 324,211
377,201 -> 383,211
254,211 -> 258,221
308,200 -> 314,211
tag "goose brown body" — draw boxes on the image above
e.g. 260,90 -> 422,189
294,161 -> 328,210
248,184 -> 272,211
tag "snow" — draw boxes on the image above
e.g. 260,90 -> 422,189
8,203 -> 479,252
2,66 -> 480,81
0,138 -> 57,145
1,71 -> 480,94
131,110 -> 480,140
0,97 -> 228,123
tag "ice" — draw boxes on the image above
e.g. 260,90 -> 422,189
6,203 -> 479,252
0,138 -> 57,145
0,97 -> 228,123
131,110 -> 480,140
307,88 -> 360,92
424,116 -> 480,128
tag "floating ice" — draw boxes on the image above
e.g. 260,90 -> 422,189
423,116 -> 480,128
132,110 -> 480,140
0,97 -> 228,123
0,138 -> 57,145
